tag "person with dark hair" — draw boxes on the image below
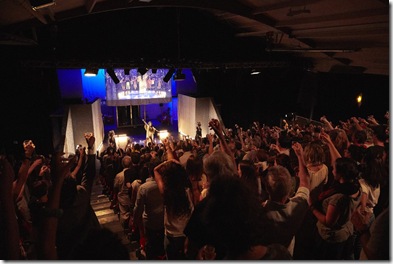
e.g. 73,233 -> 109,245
154,159 -> 194,260
195,175 -> 292,260
274,153 -> 298,197
309,131 -> 362,260
56,134 -> 101,260
133,160 -> 165,260
352,145 -> 386,259
185,155 -> 203,206
237,159 -> 259,199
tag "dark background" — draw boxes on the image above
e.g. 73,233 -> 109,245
0,62 -> 389,157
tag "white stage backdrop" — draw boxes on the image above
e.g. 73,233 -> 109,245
177,94 -> 222,139
64,99 -> 104,154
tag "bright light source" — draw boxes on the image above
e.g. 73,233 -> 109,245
357,95 -> 362,103
251,69 -> 260,75
84,68 -> 98,77
158,130 -> 169,141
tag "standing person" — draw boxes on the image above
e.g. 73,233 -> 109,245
113,155 -> 132,230
154,158 -> 194,260
309,131 -> 362,260
195,122 -> 202,144
133,160 -> 165,260
259,142 -> 311,256
143,120 -> 158,144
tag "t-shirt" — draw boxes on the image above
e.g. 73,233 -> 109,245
316,192 -> 361,243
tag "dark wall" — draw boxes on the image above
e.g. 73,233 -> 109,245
194,68 -> 389,128
0,62 -> 61,157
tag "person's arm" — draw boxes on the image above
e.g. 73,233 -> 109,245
38,152 -> 76,260
320,130 -> 341,169
367,115 -> 379,125
153,161 -> 167,194
206,133 -> 214,155
320,116 -> 334,131
79,134 -> 96,195
351,117 -> 363,131
209,119 -> 236,168
69,148 -> 85,179
0,156 -> 21,260
153,159 -> 180,194
310,203 -> 340,227
12,143 -> 34,201
163,138 -> 176,161
292,142 -> 310,190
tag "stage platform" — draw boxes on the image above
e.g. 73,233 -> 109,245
103,119 -> 179,147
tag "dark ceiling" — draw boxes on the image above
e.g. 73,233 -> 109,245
0,0 -> 389,75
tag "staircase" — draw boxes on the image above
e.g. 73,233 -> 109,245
90,177 -> 138,260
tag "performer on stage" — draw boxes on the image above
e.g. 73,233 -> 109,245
142,119 -> 158,143
195,121 -> 202,143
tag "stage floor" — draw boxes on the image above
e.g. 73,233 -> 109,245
104,119 -> 179,146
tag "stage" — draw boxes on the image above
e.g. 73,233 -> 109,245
103,118 -> 180,148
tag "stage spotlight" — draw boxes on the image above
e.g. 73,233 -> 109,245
124,68 -> 130,75
84,68 -> 98,77
138,67 -> 148,76
163,68 -> 175,83
173,69 -> 185,81
151,68 -> 157,74
107,68 -> 120,84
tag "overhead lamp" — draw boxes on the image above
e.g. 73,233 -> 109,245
30,0 -> 56,10
173,69 -> 186,81
124,68 -> 130,75
250,69 -> 260,75
138,67 -> 148,76
163,68 -> 176,83
84,68 -> 98,77
106,68 -> 120,84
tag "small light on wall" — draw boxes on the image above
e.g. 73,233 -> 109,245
357,93 -> 362,107
84,68 -> 98,77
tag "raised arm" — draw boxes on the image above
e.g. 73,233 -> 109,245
208,119 -> 236,168
320,116 -> 334,131
38,152 -> 76,260
320,130 -> 342,170
292,142 -> 310,190
12,141 -> 35,201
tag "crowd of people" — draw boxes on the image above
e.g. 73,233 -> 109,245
0,111 -> 389,260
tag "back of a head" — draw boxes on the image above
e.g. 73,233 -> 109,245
372,125 -> 388,143
352,130 -> 367,144
186,155 -> 203,179
303,141 -> 325,166
204,176 -> 262,257
130,152 -> 141,165
203,150 -> 237,180
121,155 -> 132,168
265,165 -> 292,202
335,157 -> 359,183
275,153 -> 295,176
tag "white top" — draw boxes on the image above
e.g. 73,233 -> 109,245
164,188 -> 194,237
359,178 -> 380,213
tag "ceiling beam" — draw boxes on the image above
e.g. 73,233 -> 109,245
275,8 -> 388,27
14,0 -> 48,24
85,0 -> 98,14
252,0 -> 323,15
289,22 -> 388,38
